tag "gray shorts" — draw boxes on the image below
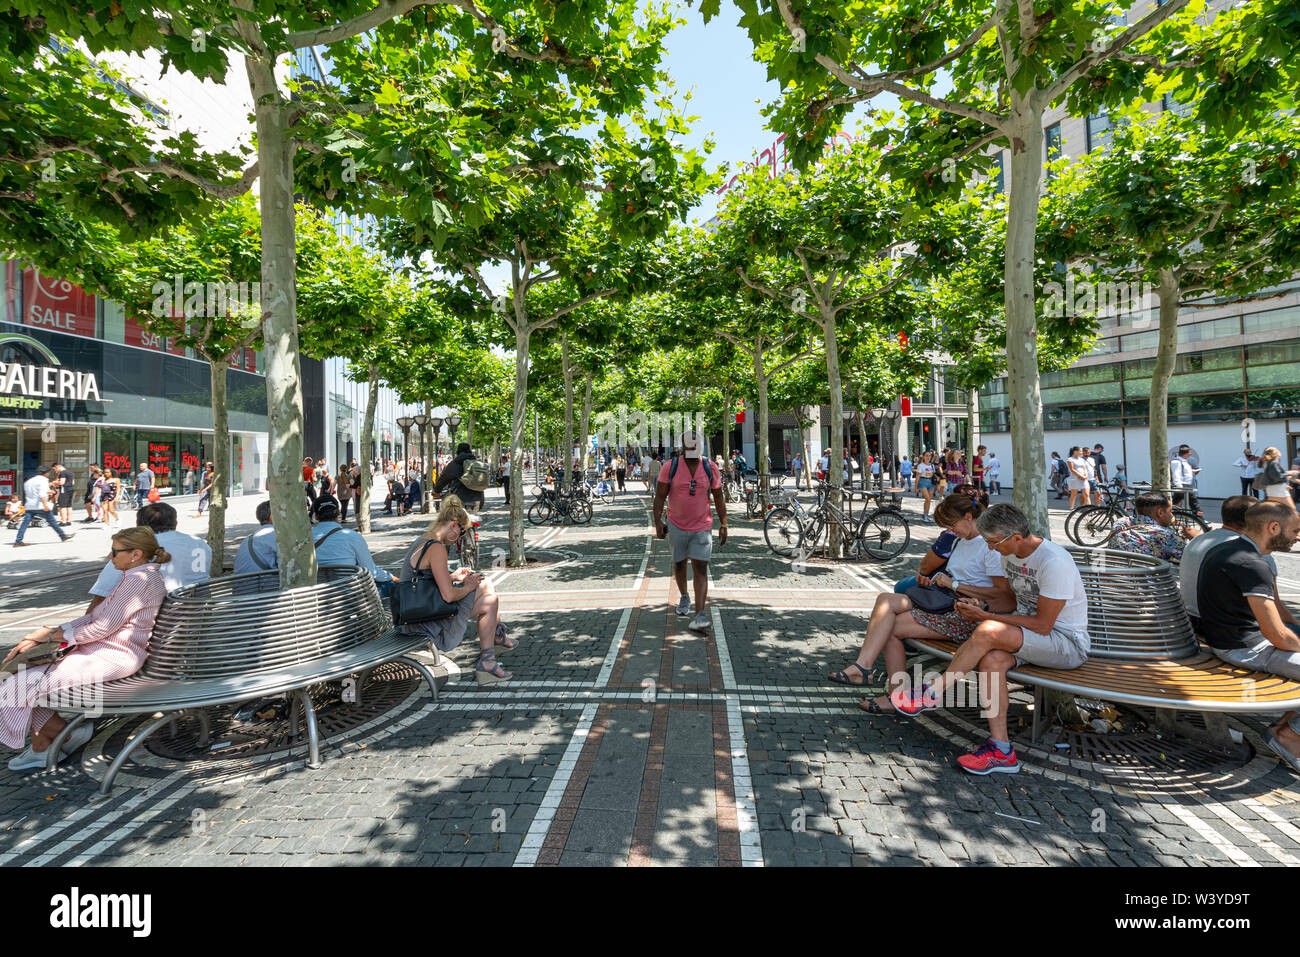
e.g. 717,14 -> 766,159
1016,627 -> 1088,670
1212,631 -> 1300,681
668,521 -> 712,564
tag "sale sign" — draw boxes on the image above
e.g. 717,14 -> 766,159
124,314 -> 187,356
22,269 -> 96,338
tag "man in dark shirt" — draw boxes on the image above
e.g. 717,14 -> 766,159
1197,501 -> 1300,769
1091,444 -> 1107,484
435,443 -> 485,511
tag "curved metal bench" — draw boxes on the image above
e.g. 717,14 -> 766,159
905,547 -> 1300,737
41,566 -> 443,801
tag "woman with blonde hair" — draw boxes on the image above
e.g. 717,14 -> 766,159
398,494 -> 516,684
1258,447 -> 1299,511
1,527 -> 170,769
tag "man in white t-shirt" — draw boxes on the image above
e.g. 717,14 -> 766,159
891,504 -> 1089,776
85,502 -> 210,611
13,466 -> 75,546
1233,448 -> 1261,499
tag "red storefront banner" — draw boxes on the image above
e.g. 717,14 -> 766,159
0,469 -> 15,498
238,346 -> 258,372
124,313 -> 187,357
21,268 -> 97,338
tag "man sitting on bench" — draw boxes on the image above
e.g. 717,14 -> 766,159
1195,501 -> 1300,770
890,503 -> 1090,776
1109,490 -> 1202,561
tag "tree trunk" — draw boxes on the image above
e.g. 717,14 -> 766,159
1149,268 -> 1180,492
579,374 -> 593,472
508,319 -> 532,566
466,411 -> 475,450
244,50 -> 314,587
207,357 -> 230,575
801,408 -> 814,490
721,394 -> 732,467
754,344 -> 771,509
358,362 -> 379,534
821,310 -> 845,555
562,333 -> 574,491
1005,104 -> 1050,537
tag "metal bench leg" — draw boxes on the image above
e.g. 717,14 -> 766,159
44,713 -> 90,771
294,688 -> 322,769
399,655 -> 440,707
89,712 -> 174,804
1031,685 -> 1045,744
289,692 -> 301,737
192,708 -> 211,748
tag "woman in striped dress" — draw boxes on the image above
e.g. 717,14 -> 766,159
1,527 -> 170,770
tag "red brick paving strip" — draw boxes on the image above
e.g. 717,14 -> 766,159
713,707 -> 741,866
535,703 -> 612,866
627,703 -> 670,866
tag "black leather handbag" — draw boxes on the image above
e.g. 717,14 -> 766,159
905,584 -> 957,615
390,540 -> 459,625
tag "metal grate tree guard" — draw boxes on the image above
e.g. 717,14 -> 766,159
1064,547 -> 1197,660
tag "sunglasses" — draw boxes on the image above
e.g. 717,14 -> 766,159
689,479 -> 697,496
108,547 -> 136,557
982,533 -> 1014,548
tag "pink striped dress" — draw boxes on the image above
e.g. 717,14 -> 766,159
0,564 -> 166,749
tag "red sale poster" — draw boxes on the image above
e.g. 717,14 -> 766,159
22,268 -> 96,338
0,470 -> 14,498
124,313 -> 187,356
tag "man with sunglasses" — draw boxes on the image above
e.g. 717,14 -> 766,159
653,430 -> 727,633
890,504 -> 1089,775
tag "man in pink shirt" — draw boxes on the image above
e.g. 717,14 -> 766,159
652,430 -> 727,633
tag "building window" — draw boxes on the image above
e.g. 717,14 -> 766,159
1086,112 -> 1112,153
1045,122 -> 1062,178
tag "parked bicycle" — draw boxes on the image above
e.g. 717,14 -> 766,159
527,485 -> 593,526
764,482 -> 911,562
1065,480 -> 1208,547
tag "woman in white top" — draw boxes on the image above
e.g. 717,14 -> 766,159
828,494 -> 1015,711
1258,447 -> 1298,511
1066,446 -> 1091,509
914,452 -> 937,523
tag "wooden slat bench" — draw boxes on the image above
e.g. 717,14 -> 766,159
40,565 -> 442,802
903,547 -> 1300,742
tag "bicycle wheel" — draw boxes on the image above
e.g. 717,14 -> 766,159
1171,508 -> 1210,535
764,506 -> 803,557
1064,506 -> 1091,546
573,500 -> 593,525
527,499 -> 552,526
1074,505 -> 1119,547
856,508 -> 911,561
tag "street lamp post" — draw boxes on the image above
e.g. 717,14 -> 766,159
412,412 -> 430,512
447,411 -> 463,456
396,416 -> 414,495
429,415 -> 444,490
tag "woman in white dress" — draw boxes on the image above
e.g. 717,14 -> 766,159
1067,446 -> 1091,509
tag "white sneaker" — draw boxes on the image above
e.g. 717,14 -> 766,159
688,612 -> 711,633
8,746 -> 51,771
675,596 -> 691,617
60,721 -> 94,756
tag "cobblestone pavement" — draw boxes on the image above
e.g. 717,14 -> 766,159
1,483 -> 1299,866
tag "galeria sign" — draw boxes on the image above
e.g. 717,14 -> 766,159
0,362 -> 102,401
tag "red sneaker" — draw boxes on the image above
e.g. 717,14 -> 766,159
890,683 -> 938,718
957,739 -> 1020,775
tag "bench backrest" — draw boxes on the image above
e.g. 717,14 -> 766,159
142,565 -> 388,680
1064,546 -> 1197,660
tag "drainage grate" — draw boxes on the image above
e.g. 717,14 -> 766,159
144,661 -> 422,762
